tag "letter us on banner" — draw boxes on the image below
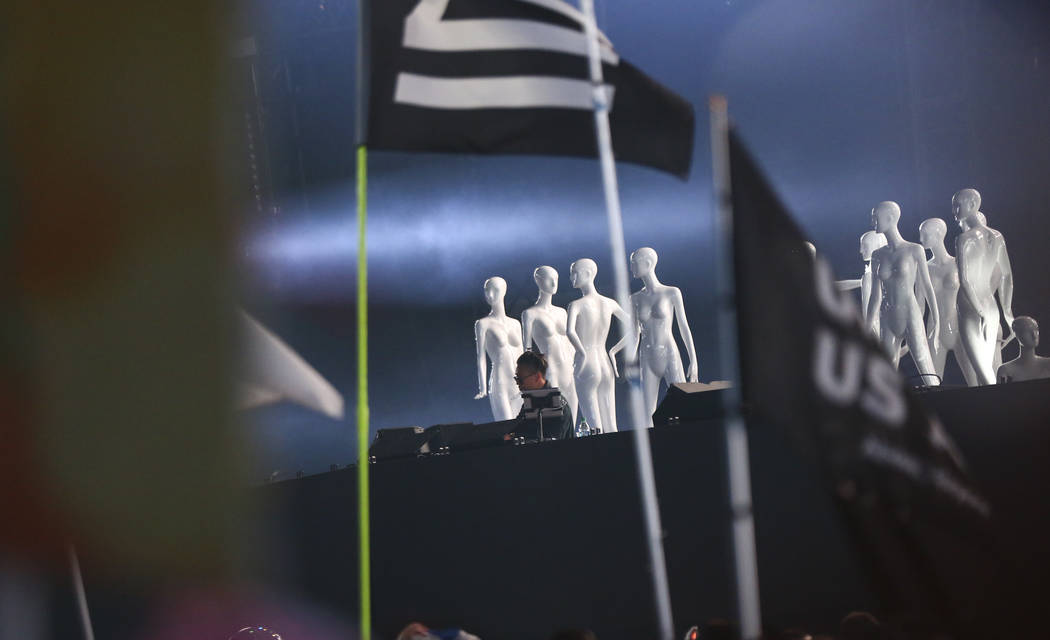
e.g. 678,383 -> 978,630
364,0 -> 695,178
726,128 -> 1002,633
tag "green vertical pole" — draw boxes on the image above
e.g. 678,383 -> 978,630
356,143 -> 371,640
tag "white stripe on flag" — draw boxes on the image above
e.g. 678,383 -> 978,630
403,0 -> 619,65
394,72 -> 614,110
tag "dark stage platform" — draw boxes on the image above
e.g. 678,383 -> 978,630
251,380 -> 1050,639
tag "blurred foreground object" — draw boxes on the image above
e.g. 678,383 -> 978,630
3,0 -> 238,578
238,311 -> 344,418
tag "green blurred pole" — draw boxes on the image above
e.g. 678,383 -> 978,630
356,0 -> 371,635
356,144 -> 371,640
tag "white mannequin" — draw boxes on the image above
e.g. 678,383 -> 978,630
953,189 -> 1015,385
473,277 -> 524,420
521,266 -> 579,424
629,247 -> 699,425
867,201 -> 941,383
566,259 -> 629,433
916,218 -> 978,386
997,316 -> 1050,382
837,231 -> 888,337
966,211 -> 1015,373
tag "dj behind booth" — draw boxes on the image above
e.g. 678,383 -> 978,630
510,351 -> 574,441
369,351 -> 574,462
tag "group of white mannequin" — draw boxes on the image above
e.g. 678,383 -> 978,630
835,188 -> 1047,385
474,249 -> 699,432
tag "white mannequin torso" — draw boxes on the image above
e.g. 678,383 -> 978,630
956,224 -> 1005,384
867,202 -> 940,383
997,354 -> 1050,383
522,301 -> 578,424
474,277 -> 524,420
566,259 -> 628,433
628,247 -> 698,425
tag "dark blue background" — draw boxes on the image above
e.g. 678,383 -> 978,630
237,0 -> 1050,481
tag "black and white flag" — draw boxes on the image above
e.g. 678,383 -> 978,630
365,0 -> 694,178
727,129 -> 1000,633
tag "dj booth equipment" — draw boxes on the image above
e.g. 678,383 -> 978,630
652,382 -> 731,425
370,421 -> 523,461
371,392 -> 567,461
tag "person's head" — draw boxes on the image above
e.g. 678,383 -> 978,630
534,266 -> 559,295
515,351 -> 548,390
859,231 -> 887,260
871,201 -> 901,233
483,276 -> 507,306
570,258 -> 597,289
952,188 -> 981,226
629,247 -> 658,279
839,611 -> 881,640
549,630 -> 597,640
395,623 -> 430,640
918,218 -> 947,250
1013,316 -> 1039,348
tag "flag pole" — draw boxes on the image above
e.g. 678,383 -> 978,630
68,544 -> 97,640
355,1 -> 372,638
579,3 -> 674,639
708,96 -> 763,640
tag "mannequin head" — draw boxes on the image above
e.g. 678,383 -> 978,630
871,201 -> 901,233
859,231 -> 887,260
1013,316 -> 1039,349
630,247 -> 658,279
952,188 -> 981,227
918,218 -> 948,250
569,258 -> 597,289
959,211 -> 987,232
534,266 -> 558,295
483,276 -> 507,306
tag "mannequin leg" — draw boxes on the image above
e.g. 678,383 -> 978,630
880,325 -> 902,369
597,363 -> 617,433
959,310 -> 992,385
952,347 -> 979,387
489,390 -> 513,421
905,314 -> 938,384
574,353 -> 603,432
640,365 -> 661,423
992,324 -> 1004,373
550,355 -> 579,427
931,341 -> 948,382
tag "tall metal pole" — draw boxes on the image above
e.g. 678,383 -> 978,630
579,3 -> 674,638
708,96 -> 763,640
355,1 -> 372,638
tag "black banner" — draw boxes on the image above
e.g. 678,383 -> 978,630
365,0 -> 694,178
728,129 -> 1000,636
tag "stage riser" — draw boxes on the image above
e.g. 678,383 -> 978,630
250,379 -> 1050,639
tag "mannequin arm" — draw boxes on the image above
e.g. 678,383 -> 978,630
998,239 -> 1015,336
672,288 -> 699,382
866,256 -> 883,334
836,279 -> 862,291
913,281 -> 928,333
473,321 -> 488,398
956,235 -> 982,319
607,301 -> 630,378
916,247 -> 940,347
566,304 -> 587,371
521,310 -> 536,352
